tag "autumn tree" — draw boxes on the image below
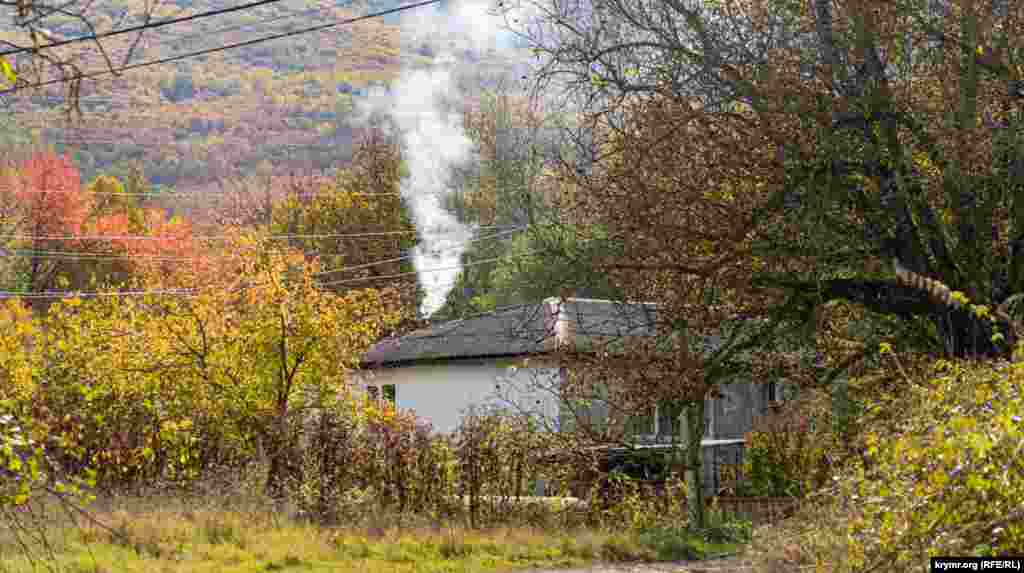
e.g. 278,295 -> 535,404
208,160 -> 288,229
56,174 -> 145,289
272,121 -> 424,332
0,150 -> 92,298
503,0 -> 1024,525
0,153 -> 205,298
486,100 -> 799,526
449,78 -> 550,228
517,0 -> 1024,356
2,229 -> 401,492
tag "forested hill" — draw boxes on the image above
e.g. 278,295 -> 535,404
0,0 -> 520,193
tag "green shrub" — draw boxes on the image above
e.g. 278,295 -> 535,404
599,533 -> 655,562
701,509 -> 753,544
742,430 -> 807,497
454,410 -> 557,528
291,397 -> 458,525
633,517 -> 752,561
755,357 -> 1024,573
741,390 -> 834,498
845,359 -> 1024,568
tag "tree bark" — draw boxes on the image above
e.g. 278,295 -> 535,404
264,413 -> 296,500
679,399 -> 705,530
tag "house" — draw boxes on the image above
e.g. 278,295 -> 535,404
358,297 -> 786,494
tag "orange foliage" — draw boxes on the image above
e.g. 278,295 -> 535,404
2,151 -> 91,237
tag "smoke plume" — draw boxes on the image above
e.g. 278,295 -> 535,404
358,0 -> 518,318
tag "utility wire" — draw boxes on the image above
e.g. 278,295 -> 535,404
13,181 -> 537,198
17,189 -> 404,197
10,0 -> 367,79
0,247 -> 540,299
148,0 -> 349,51
320,252 -> 530,286
0,287 -> 196,299
0,0 -> 442,95
60,0 -> 362,73
0,224 -> 514,242
315,227 -> 523,276
1,0 -> 291,56
0,227 -> 523,264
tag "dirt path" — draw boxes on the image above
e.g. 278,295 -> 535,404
521,555 -> 756,573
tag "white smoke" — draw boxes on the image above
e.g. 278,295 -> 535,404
390,61 -> 477,318
357,0 -> 523,318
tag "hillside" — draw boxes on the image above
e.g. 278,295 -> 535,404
0,0 -> 526,194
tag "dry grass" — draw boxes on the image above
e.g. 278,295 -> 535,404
0,497 -> 677,573
746,495 -> 852,573
0,459 -> 752,572
0,490 -> 757,572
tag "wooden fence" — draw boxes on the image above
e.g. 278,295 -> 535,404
555,439 -> 801,525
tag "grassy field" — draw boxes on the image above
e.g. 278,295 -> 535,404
0,499 -> 748,573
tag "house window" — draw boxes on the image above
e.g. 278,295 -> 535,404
626,401 -> 706,442
763,381 -> 786,415
366,384 -> 396,404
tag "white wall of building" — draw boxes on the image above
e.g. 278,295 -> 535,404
356,360 -> 562,434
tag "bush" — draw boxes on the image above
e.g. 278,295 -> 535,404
847,360 -> 1024,565
590,471 -> 680,530
27,354 -> 248,491
752,357 -> 1024,573
1,413 -> 53,506
740,391 -> 834,498
454,410 -> 558,528
0,407 -> 96,567
291,397 -> 458,525
293,402 -> 361,524
701,507 -> 754,545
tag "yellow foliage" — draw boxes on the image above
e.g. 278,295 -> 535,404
0,300 -> 39,401
815,360 -> 1024,570
0,231 -> 401,490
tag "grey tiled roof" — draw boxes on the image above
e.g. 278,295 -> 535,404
361,298 -> 659,367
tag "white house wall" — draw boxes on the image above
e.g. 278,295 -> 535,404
357,361 -> 562,435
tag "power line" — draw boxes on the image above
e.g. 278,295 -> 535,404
0,287 -> 197,299
0,245 -> 540,299
0,224 -> 516,242
0,227 -> 523,264
64,0 -> 362,72
2,250 -> 192,262
10,0 -> 367,80
16,189 -> 403,197
320,252 -> 530,286
314,227 -> 524,276
0,0 -> 442,95
0,0 -> 292,56
14,181 -> 535,198
27,137 -> 380,164
7,70 -> 375,119
35,139 -> 367,153
147,1 -> 350,52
